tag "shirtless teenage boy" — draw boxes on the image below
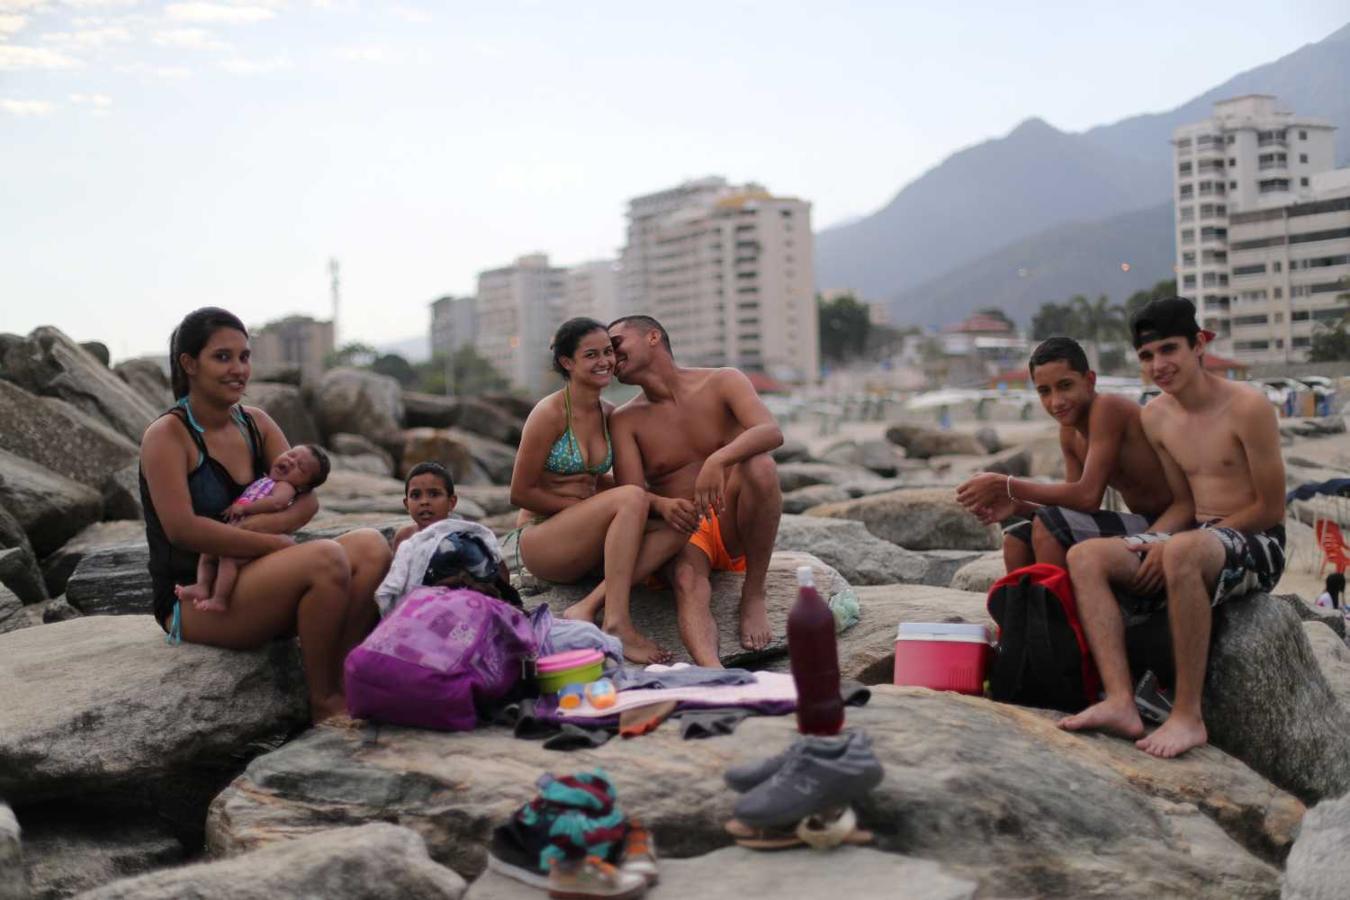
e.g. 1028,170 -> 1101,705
1059,298 -> 1286,758
607,315 -> 784,667
957,337 -> 1172,571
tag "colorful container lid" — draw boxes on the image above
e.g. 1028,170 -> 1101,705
537,648 -> 604,673
895,622 -> 991,643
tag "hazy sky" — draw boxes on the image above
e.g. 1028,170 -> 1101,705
3,1 -> 1348,360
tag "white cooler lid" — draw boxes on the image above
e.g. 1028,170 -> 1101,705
895,622 -> 990,643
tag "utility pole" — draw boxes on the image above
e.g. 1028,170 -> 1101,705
329,258 -> 341,348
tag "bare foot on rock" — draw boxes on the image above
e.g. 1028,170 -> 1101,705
1136,714 -> 1207,758
561,598 -> 602,624
738,590 -> 773,652
174,583 -> 209,606
1059,697 -> 1146,740
605,621 -> 672,665
310,693 -> 351,726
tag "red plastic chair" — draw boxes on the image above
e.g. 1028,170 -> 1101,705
1315,519 -> 1350,575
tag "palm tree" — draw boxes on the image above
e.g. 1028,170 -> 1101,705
1071,294 -> 1126,371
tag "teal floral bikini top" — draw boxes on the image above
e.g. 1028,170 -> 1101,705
544,385 -> 613,476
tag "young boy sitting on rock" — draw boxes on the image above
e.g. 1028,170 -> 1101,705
956,336 -> 1173,573
393,462 -> 458,552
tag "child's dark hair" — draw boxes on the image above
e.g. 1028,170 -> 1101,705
302,444 -> 331,489
404,460 -> 455,495
1328,572 -> 1345,599
550,317 -> 608,379
609,314 -> 673,356
1029,336 -> 1090,376
169,307 -> 249,399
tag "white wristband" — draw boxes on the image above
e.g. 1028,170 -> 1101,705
1006,476 -> 1015,501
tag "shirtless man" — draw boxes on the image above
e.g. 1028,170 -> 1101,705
957,336 -> 1172,571
1058,298 -> 1286,758
606,315 -> 783,667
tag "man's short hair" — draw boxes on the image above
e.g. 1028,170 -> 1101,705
1029,336 -> 1090,376
609,314 -> 673,356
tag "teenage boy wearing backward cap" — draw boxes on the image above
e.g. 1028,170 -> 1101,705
1055,297 -> 1286,759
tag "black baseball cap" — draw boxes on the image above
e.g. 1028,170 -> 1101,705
1130,297 -> 1218,350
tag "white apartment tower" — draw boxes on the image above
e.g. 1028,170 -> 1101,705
1172,95 -> 1338,362
475,253 -> 565,396
563,260 -> 623,325
621,177 -> 818,383
429,294 -> 477,359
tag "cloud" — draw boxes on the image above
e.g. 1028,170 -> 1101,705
336,45 -> 387,63
152,27 -> 227,49
219,53 -> 288,74
41,25 -> 132,46
390,5 -> 432,24
0,44 -> 81,68
165,3 -> 274,24
117,60 -> 190,77
61,1 -> 142,8
0,13 -> 26,38
69,91 -> 112,107
0,96 -> 54,115
0,1 -> 46,12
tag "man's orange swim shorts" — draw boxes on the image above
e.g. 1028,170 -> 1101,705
689,508 -> 747,572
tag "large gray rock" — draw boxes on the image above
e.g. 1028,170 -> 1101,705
452,398 -> 524,447
774,514 -> 931,586
0,804 -> 27,900
400,428 -> 491,487
43,521 -> 145,600
780,483 -> 850,513
206,687 -> 1294,898
101,463 -> 142,521
329,433 -> 395,477
1276,592 -> 1345,638
818,439 -> 908,477
0,584 -> 26,636
315,369 -> 404,453
79,824 -> 465,900
770,438 -> 812,464
455,486 -> 515,518
64,537 -> 153,616
0,545 -> 46,604
467,845 -> 976,900
807,488 -> 1000,552
112,359 -> 173,410
445,428 -> 516,485
949,552 -> 1006,593
884,424 -> 986,458
980,443 -> 1032,477
1283,793 -> 1350,900
0,449 -> 103,556
242,382 -> 321,448
1205,592 -> 1350,804
0,616 -> 307,807
0,328 -> 158,443
919,549 -> 989,587
23,815 -> 182,900
0,382 -> 140,493
776,462 -> 881,493
1302,621 -> 1350,713
532,552 -> 850,667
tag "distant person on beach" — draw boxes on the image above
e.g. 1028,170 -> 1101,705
956,336 -> 1173,572
1058,298 -> 1286,758
1316,572 -> 1344,610
175,442 -> 331,612
139,307 -> 391,724
507,317 -> 685,664
601,314 -> 784,666
393,461 -> 458,552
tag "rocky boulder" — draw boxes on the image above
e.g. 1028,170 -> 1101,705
807,488 -> 1000,552
329,433 -> 395,477
80,824 -> 465,900
949,552 -> 1006,593
818,439 -> 908,477
101,463 -> 143,521
781,483 -> 850,514
0,327 -> 158,443
0,545 -> 46,604
980,443 -> 1032,477
884,424 -> 986,458
42,520 -> 144,598
0,382 -> 140,493
445,428 -> 517,485
402,395 -> 527,447
0,449 -> 103,556
1205,592 -> 1350,804
22,812 -> 182,900
777,462 -> 884,493
1303,621 -> 1350,713
315,369 -> 404,454
0,584 -> 25,636
774,515 -> 931,586
401,429 -> 491,486
0,616 -> 307,810
243,382 -> 321,448
1283,793 -> 1350,900
1276,592 -> 1345,638
770,438 -> 812,464
113,359 -> 173,410
454,485 -> 514,518
1,804 -> 25,900
206,687 -> 1296,898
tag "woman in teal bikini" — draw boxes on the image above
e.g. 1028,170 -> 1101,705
509,317 -> 678,663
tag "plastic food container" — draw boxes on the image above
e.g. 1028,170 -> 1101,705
537,649 -> 605,694
893,623 -> 991,695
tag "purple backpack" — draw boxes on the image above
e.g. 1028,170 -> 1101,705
345,586 -> 538,731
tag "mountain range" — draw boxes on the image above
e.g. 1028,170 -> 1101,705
815,21 -> 1350,328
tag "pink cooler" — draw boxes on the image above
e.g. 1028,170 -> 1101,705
893,623 -> 991,695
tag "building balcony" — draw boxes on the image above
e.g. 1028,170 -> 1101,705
1258,160 -> 1288,171
1258,137 -> 1287,148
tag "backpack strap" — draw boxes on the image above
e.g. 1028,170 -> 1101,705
990,575 -> 1031,702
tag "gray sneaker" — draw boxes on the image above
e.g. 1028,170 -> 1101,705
723,732 -> 853,793
733,730 -> 884,829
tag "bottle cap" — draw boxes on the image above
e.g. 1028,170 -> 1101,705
796,566 -> 815,588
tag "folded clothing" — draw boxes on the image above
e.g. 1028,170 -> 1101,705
620,661 -> 756,691
557,671 -> 798,720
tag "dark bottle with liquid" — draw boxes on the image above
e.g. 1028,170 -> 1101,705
787,565 -> 844,735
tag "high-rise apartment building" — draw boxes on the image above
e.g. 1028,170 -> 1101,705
1172,95 -> 1338,362
562,260 -> 622,325
621,177 -> 818,383
249,314 -> 335,384
430,294 -> 477,359
475,253 -> 565,396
